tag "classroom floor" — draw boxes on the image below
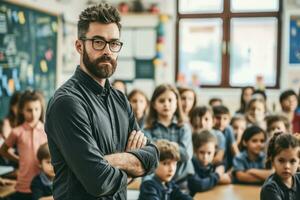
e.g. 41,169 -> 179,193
127,190 -> 139,200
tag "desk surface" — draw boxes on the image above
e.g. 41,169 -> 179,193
0,166 -> 14,176
0,181 -> 16,198
194,184 -> 261,200
127,178 -> 141,190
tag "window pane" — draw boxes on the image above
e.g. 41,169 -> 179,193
230,18 -> 278,87
179,0 -> 223,14
178,19 -> 223,86
231,0 -> 279,12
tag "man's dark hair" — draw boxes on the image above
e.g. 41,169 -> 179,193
279,89 -> 297,103
78,3 -> 121,38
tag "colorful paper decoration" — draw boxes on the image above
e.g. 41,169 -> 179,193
153,14 -> 169,68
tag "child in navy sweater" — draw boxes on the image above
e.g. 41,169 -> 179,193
188,130 -> 230,196
139,139 -> 192,200
31,143 -> 54,200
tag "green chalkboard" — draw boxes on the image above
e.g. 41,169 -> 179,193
0,1 -> 58,118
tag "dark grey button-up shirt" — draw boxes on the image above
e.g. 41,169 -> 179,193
45,67 -> 159,200
261,173 -> 300,200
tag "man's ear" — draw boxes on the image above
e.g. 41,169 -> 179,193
75,40 -> 83,54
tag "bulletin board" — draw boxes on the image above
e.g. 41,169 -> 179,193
289,15 -> 300,64
0,1 -> 58,118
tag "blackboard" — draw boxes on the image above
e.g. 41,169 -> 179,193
0,1 -> 58,118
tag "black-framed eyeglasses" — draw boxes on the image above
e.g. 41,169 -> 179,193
80,37 -> 123,52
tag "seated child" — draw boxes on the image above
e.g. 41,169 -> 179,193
31,143 -> 54,200
213,105 -> 240,171
233,126 -> 272,184
266,114 -> 290,137
138,139 -> 192,200
261,133 -> 300,199
245,97 -> 267,130
230,114 -> 247,147
209,97 -> 222,107
279,89 -> 300,133
188,130 -> 230,196
178,87 -> 197,122
112,79 -> 127,95
128,89 -> 149,129
189,106 -> 226,164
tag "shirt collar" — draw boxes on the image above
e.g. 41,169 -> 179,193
154,117 -> 178,128
40,172 -> 53,187
74,66 -> 111,96
242,150 -> 265,162
274,173 -> 297,192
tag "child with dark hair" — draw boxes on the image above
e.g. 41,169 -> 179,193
2,91 -> 21,139
208,97 -> 222,107
213,105 -> 239,171
236,86 -> 255,114
188,130 -> 230,196
31,143 -> 54,200
0,90 -> 47,200
261,133 -> 300,199
252,89 -> 267,103
128,89 -> 149,129
230,114 -> 247,147
139,139 -> 192,200
279,89 -> 300,133
178,87 -> 197,122
189,106 -> 226,164
266,114 -> 290,137
233,126 -> 272,184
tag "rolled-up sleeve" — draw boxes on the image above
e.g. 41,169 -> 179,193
126,98 -> 159,175
46,96 -> 127,197
178,124 -> 193,162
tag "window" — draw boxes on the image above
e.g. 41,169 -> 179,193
176,0 -> 282,88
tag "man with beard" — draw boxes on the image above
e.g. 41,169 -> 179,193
44,3 -> 159,200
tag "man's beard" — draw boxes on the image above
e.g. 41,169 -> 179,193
82,47 -> 117,79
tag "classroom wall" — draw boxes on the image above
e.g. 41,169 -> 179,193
5,0 -> 300,114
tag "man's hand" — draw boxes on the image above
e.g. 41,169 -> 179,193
126,130 -> 147,151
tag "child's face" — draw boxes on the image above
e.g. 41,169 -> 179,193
214,114 -> 230,131
22,100 -> 42,125
248,101 -> 265,123
155,159 -> 177,183
281,95 -> 298,112
154,90 -> 177,119
129,93 -> 148,119
232,119 -> 246,138
113,82 -> 126,94
269,121 -> 287,137
192,111 -> 213,132
195,141 -> 216,167
41,158 -> 55,179
243,88 -> 253,104
181,91 -> 195,114
273,147 -> 300,182
244,132 -> 265,155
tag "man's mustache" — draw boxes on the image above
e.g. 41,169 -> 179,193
95,55 -> 113,64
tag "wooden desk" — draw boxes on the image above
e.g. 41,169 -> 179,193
194,185 -> 261,200
127,178 -> 141,190
0,181 -> 16,198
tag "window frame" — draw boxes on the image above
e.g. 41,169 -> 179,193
175,0 -> 283,88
